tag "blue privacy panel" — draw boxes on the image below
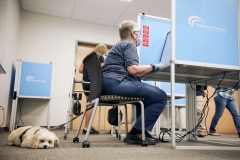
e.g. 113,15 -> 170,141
160,32 -> 171,65
175,0 -> 239,66
18,61 -> 53,98
161,82 -> 185,104
139,16 -> 170,65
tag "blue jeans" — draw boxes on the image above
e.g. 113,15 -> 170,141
210,96 -> 240,136
102,78 -> 167,131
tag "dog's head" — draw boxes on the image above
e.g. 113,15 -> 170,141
31,131 -> 60,149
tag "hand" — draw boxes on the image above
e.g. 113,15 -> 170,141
154,62 -> 165,71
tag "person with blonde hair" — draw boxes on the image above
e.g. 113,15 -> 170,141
101,20 -> 167,145
79,43 -> 108,134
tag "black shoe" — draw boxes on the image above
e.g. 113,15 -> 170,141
145,131 -> 160,143
82,127 -> 99,134
124,133 -> 156,145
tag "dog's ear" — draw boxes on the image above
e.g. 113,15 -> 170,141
30,134 -> 39,149
54,137 -> 60,147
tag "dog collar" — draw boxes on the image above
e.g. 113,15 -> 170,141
19,127 -> 33,143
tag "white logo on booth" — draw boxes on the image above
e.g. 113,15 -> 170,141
188,16 -> 205,27
188,15 -> 226,33
26,76 -> 46,83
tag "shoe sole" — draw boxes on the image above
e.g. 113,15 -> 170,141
147,141 -> 157,145
124,138 -> 142,145
197,135 -> 206,137
209,133 -> 220,136
124,138 -> 156,145
146,136 -> 160,143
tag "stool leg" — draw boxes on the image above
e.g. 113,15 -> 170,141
124,104 -> 128,136
74,103 -> 87,138
84,99 -> 99,141
118,105 -> 121,139
139,101 -> 145,141
98,106 -> 101,132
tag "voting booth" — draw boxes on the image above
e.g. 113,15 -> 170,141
10,60 -> 54,131
139,0 -> 240,150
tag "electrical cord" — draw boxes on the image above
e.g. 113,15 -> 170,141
0,106 -> 9,134
158,71 -> 239,143
50,107 -> 135,130
0,106 -> 5,127
49,105 -> 95,130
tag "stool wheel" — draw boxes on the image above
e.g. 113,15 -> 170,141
82,140 -> 90,148
141,140 -> 148,147
73,137 -> 79,143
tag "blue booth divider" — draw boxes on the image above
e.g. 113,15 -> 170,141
138,15 -> 170,65
18,61 -> 53,99
175,0 -> 239,66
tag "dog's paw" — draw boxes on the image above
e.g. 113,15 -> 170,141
8,142 -> 14,146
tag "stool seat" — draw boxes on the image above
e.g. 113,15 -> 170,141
100,95 -> 144,103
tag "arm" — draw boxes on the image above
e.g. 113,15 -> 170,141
127,64 -> 153,77
99,55 -> 104,67
79,63 -> 84,74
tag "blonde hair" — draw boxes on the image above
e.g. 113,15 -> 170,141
93,44 -> 108,55
119,20 -> 138,40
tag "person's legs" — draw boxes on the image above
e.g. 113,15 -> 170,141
102,78 -> 167,145
225,99 -> 240,137
102,78 -> 167,131
209,96 -> 227,134
196,96 -> 207,136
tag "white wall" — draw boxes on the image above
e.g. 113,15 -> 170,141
16,11 -> 119,126
0,0 -> 20,128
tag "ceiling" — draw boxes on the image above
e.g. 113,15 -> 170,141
19,0 -> 171,27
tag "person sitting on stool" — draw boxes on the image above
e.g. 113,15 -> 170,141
101,20 -> 167,145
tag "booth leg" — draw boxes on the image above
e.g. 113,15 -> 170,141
47,100 -> 51,129
186,84 -> 196,141
10,97 -> 18,131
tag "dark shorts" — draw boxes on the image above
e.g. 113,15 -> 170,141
82,83 -> 90,96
